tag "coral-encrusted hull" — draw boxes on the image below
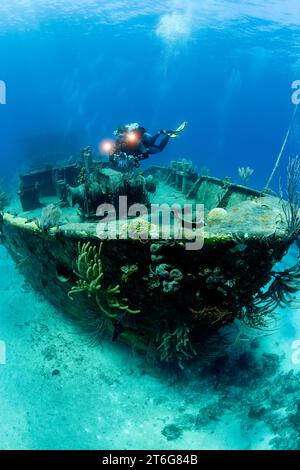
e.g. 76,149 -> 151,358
1,212 -> 292,365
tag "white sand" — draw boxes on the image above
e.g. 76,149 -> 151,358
0,243 -> 299,450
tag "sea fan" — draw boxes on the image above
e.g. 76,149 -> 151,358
238,167 -> 254,184
0,186 -> 9,211
39,204 -> 62,230
280,157 -> 300,240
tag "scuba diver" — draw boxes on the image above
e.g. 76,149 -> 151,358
109,122 -> 187,170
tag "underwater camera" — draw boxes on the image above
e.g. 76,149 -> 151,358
110,152 -> 141,171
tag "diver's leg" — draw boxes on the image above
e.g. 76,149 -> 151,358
147,146 -> 161,155
148,135 -> 169,154
147,137 -> 170,154
157,135 -> 170,151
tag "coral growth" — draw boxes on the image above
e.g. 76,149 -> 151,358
161,424 -> 182,441
121,264 -> 139,283
149,263 -> 183,293
150,243 -> 164,263
74,312 -> 107,346
238,166 -> 254,184
39,204 -> 62,231
68,242 -> 140,319
189,305 -> 232,325
207,208 -> 228,224
280,156 -> 300,240
121,218 -> 159,240
242,259 -> 300,329
267,263 -> 300,307
69,242 -> 104,299
0,186 -> 8,211
157,326 -> 197,365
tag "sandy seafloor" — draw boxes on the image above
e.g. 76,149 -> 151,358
1,242 -> 300,450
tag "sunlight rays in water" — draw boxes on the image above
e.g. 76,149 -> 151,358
0,1 -> 300,34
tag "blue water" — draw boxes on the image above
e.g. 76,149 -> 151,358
1,1 -> 300,186
1,0 -> 300,450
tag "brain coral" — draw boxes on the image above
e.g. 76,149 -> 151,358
207,208 -> 228,224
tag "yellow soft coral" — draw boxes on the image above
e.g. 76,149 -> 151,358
68,241 -> 140,319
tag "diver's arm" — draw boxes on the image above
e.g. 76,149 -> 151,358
134,142 -> 148,161
138,142 -> 148,156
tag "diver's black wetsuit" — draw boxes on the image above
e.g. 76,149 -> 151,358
139,132 -> 170,158
114,129 -> 170,161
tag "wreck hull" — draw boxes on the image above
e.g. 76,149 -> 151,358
1,212 -> 291,361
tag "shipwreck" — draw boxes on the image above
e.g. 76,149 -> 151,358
1,147 -> 300,367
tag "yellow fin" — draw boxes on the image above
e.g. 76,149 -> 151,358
175,121 -> 188,133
